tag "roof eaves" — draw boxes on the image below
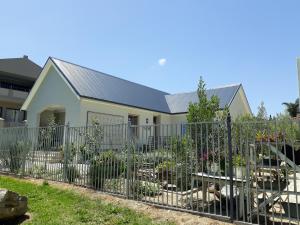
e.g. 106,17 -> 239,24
81,96 -> 172,114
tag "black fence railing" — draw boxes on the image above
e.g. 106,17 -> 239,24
0,117 -> 300,224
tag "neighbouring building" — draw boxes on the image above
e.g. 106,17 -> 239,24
21,57 -> 252,133
0,56 -> 42,127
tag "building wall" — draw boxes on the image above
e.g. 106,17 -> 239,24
229,87 -> 252,119
79,98 -> 173,145
26,65 -> 80,127
79,98 -> 167,126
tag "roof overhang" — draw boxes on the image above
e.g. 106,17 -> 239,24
21,58 -> 80,111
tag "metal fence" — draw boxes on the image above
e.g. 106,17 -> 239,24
0,116 -> 300,224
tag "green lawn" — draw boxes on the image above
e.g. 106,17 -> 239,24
0,176 -> 174,225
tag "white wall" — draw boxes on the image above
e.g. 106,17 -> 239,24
26,66 -> 81,127
229,86 -> 252,119
79,99 -> 174,145
79,98 -> 166,126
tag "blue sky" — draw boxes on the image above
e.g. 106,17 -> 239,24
1,0 -> 299,115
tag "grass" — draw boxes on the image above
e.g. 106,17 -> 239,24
0,176 -> 174,225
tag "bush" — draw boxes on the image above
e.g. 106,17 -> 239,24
233,155 -> 246,167
176,163 -> 193,191
79,145 -> 95,162
156,160 -> 176,182
42,180 -> 49,186
66,165 -> 80,183
89,150 -> 124,189
28,165 -> 47,178
8,141 -> 31,173
155,160 -> 193,191
132,180 -> 160,199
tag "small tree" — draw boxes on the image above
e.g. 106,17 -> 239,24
79,118 -> 104,161
186,77 -> 222,173
257,101 -> 268,120
187,77 -> 220,123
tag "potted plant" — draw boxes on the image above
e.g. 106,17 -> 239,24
206,149 -> 222,175
233,155 -> 246,179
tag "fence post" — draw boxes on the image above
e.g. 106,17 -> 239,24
21,126 -> 28,177
126,122 -> 131,198
63,123 -> 70,182
227,113 -> 234,221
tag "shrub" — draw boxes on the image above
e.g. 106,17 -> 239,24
233,155 -> 246,167
66,165 -> 80,183
132,180 -> 160,199
8,141 -> 31,173
78,145 -> 94,162
156,160 -> 194,191
78,119 -> 105,161
176,163 -> 193,191
29,165 -> 47,178
42,180 -> 49,186
59,143 -> 77,163
89,150 -> 124,189
156,160 -> 176,182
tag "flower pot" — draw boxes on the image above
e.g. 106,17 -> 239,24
233,166 -> 246,179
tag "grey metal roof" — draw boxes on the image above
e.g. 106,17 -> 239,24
165,84 -> 241,114
0,56 -> 42,80
51,57 -> 241,114
51,58 -> 171,113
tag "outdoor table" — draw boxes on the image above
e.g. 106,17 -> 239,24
191,172 -> 248,217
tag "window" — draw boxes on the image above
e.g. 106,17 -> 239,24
181,123 -> 187,135
128,115 -> 138,138
0,81 -> 30,92
5,108 -> 23,122
128,115 -> 138,125
22,111 -> 27,121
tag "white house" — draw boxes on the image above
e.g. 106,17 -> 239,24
21,57 -> 252,130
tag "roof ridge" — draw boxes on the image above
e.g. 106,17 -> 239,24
210,83 -> 241,89
50,57 -> 170,95
167,83 -> 241,96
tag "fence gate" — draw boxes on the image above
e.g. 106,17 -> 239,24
0,118 -> 300,224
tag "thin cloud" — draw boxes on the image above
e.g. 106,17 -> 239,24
158,58 -> 167,66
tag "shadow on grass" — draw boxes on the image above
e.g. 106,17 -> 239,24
0,214 -> 30,225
